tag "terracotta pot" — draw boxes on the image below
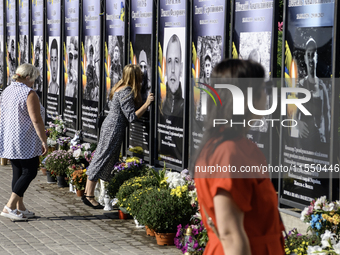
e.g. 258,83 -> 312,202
76,189 -> 85,197
155,232 -> 176,246
145,226 -> 155,237
40,167 -> 47,176
118,209 -> 128,219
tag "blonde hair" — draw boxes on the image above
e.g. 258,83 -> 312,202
12,63 -> 40,82
109,64 -> 142,105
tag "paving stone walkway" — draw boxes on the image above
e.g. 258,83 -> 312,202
0,164 -> 182,255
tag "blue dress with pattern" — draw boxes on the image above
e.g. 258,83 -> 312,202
87,86 -> 136,182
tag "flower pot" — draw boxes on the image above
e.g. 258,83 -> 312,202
145,226 -> 155,237
155,232 -> 176,246
46,171 -> 57,183
76,189 -> 85,197
0,158 -> 8,165
40,167 -> 47,176
118,209 -> 128,219
57,175 -> 68,188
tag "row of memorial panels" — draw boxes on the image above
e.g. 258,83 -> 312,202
0,0 -> 339,209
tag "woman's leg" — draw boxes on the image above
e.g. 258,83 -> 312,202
11,157 -> 39,209
84,178 -> 99,206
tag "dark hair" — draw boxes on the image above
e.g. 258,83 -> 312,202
204,55 -> 211,63
191,59 -> 265,177
51,39 -> 58,56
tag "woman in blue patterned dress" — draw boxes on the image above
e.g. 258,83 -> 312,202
83,64 -> 154,209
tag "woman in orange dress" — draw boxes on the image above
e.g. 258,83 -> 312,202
194,59 -> 285,255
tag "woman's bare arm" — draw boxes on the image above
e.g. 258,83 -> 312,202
214,188 -> 251,255
27,91 -> 48,155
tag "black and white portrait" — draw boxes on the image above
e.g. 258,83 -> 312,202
135,34 -> 151,104
33,36 -> 43,92
84,36 -> 100,101
195,35 -> 222,121
7,36 -> 16,85
289,27 -> 332,147
48,37 -> 60,95
161,28 -> 186,118
19,35 -> 28,65
239,31 -> 271,78
65,36 -> 78,98
107,35 -> 124,100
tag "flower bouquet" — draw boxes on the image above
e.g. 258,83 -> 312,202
70,143 -> 97,166
301,196 -> 340,237
174,213 -> 208,254
46,115 -> 67,146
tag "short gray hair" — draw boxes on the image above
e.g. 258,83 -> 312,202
12,63 -> 40,82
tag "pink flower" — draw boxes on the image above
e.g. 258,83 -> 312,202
278,22 -> 283,31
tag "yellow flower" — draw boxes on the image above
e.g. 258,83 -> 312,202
123,198 -> 126,201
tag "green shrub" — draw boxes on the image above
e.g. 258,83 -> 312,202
138,188 -> 197,233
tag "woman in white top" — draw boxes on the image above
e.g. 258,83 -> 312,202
0,63 -> 47,221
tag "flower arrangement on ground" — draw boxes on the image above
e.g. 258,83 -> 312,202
301,196 -> 340,237
107,158 -> 149,198
138,188 -> 197,234
174,213 -> 208,254
44,150 -> 74,177
127,187 -> 156,219
116,175 -> 158,211
71,168 -> 87,191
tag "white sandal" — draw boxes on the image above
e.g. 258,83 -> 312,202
17,209 -> 35,218
1,206 -> 27,221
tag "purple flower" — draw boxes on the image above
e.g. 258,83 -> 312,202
192,228 -> 198,235
188,236 -> 192,243
181,244 -> 188,253
193,240 -> 199,249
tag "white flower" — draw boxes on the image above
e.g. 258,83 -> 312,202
300,207 -> 309,221
323,202 -> 335,212
73,149 -> 82,159
189,190 -> 197,204
56,125 -> 62,133
334,201 -> 340,211
321,230 -> 336,248
333,242 -> 340,254
82,143 -> 91,150
180,169 -> 189,178
47,137 -> 57,146
314,196 -> 327,210
84,151 -> 89,157
307,246 -> 324,255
